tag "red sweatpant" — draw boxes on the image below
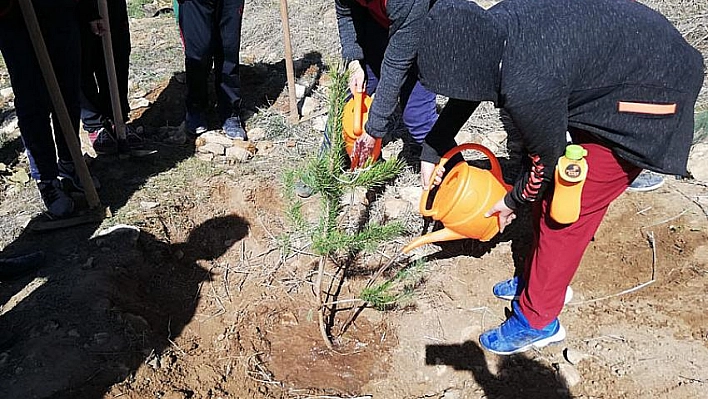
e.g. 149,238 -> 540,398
518,140 -> 642,329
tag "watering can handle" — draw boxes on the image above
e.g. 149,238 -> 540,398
352,90 -> 364,136
420,143 -> 510,217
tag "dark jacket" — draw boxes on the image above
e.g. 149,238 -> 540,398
0,0 -> 98,22
335,0 -> 431,139
418,0 -> 705,209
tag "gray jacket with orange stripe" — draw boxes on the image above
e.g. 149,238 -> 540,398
417,0 -> 705,210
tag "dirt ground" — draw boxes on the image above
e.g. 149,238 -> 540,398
1,1 -> 707,399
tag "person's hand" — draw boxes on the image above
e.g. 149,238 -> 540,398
347,60 -> 366,94
351,132 -> 377,168
421,161 -> 444,189
484,198 -> 516,233
90,19 -> 107,36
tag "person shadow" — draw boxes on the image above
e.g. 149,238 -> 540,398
426,341 -> 573,398
0,214 -> 249,398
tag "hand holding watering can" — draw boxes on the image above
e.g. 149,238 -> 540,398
342,88 -> 382,169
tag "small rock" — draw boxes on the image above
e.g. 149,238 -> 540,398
140,201 -> 160,210
555,363 -> 582,388
384,198 -> 411,220
1,117 -> 18,134
0,87 -> 13,99
255,140 -> 274,155
688,143 -> 708,181
197,131 -> 235,147
93,224 -> 141,245
147,355 -> 161,369
198,142 -> 226,156
280,311 -> 299,326
286,140 -> 297,148
300,96 -> 319,117
130,89 -> 148,98
563,347 -> 589,365
129,97 -> 151,110
8,169 -> 30,184
195,152 -> 214,162
397,186 -> 422,205
0,162 -> 6,172
225,145 -> 253,163
295,83 -> 307,98
247,127 -> 267,142
311,115 -> 327,132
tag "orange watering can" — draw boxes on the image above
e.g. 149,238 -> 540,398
402,143 -> 512,253
342,90 -> 381,169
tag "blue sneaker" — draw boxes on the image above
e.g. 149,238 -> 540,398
184,110 -> 207,136
493,276 -> 573,304
222,116 -> 247,140
479,301 -> 566,355
627,170 -> 665,192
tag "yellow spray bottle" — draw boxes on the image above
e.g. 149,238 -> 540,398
550,144 -> 588,224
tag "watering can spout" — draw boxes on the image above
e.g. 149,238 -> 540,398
402,227 -> 468,254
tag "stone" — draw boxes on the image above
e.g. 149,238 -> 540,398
93,224 -> 141,246
301,96 -> 319,117
255,140 -> 274,155
688,143 -> 708,181
0,162 -> 6,172
198,131 -> 235,147
397,186 -> 422,206
311,115 -> 327,132
384,198 -> 412,220
198,142 -> 226,156
441,388 -> 463,399
295,83 -> 307,98
195,152 -> 214,162
0,87 -> 13,99
225,146 -> 253,162
129,97 -> 151,110
140,201 -> 160,210
555,363 -> 582,388
247,127 -> 267,142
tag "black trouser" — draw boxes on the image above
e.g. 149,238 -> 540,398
80,0 -> 131,132
178,0 -> 244,121
0,5 -> 81,181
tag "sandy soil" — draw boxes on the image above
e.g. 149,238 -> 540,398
0,1 -> 707,398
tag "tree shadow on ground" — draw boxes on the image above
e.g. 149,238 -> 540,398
0,53 -> 321,397
0,215 -> 249,398
426,341 -> 572,398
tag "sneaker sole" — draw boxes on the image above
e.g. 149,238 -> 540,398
626,179 -> 665,193
483,324 -> 567,356
496,286 -> 574,305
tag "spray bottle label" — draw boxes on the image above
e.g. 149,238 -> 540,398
550,145 -> 588,224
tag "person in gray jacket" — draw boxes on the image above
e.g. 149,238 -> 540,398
335,0 -> 438,169
418,0 -> 704,354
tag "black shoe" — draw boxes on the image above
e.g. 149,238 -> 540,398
0,251 -> 46,281
37,179 -> 74,218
